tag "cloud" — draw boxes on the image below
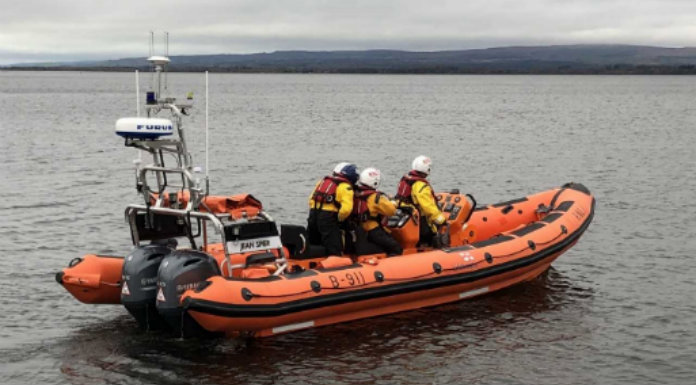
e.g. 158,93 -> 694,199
2,0 -> 696,64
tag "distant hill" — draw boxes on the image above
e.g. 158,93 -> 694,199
6,45 -> 696,74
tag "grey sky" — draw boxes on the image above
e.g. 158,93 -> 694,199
2,0 -> 696,64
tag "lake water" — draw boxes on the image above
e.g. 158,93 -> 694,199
0,71 -> 694,384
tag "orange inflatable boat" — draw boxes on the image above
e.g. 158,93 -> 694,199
57,182 -> 594,337
180,183 -> 594,337
55,54 -> 595,338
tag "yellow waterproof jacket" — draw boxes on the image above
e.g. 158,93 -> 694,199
308,180 -> 354,222
411,180 -> 446,227
355,191 -> 397,231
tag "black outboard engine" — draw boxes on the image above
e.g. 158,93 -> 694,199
156,250 -> 221,338
120,240 -> 176,330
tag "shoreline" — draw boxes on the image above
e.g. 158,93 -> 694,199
3,65 -> 696,75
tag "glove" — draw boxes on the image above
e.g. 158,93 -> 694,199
433,214 -> 446,226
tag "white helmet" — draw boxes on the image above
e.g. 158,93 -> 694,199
333,162 -> 350,175
358,167 -> 381,189
411,155 -> 432,175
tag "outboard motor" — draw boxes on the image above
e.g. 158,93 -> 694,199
120,240 -> 176,330
156,250 -> 221,338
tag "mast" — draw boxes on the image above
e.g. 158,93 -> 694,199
117,32 -> 200,211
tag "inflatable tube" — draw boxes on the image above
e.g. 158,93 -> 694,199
181,184 -> 594,337
56,254 -> 124,304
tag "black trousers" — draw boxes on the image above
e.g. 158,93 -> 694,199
418,215 -> 435,247
356,226 -> 403,256
307,209 -> 343,256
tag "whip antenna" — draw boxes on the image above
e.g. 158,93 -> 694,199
164,32 -> 169,91
135,70 -> 140,117
135,69 -> 142,161
205,71 -> 210,194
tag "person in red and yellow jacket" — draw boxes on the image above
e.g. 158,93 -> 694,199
352,167 -> 403,256
307,162 -> 358,255
395,155 -> 446,247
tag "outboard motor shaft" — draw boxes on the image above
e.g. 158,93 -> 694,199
156,250 -> 221,338
121,240 -> 176,330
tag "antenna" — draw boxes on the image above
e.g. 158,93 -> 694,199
205,70 -> 209,193
135,70 -> 140,116
135,70 -> 142,161
147,32 -> 170,100
164,32 -> 169,91
149,31 -> 155,99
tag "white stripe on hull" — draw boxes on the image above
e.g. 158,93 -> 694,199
459,286 -> 489,299
272,321 -> 315,334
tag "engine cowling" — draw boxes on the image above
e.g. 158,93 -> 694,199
120,242 -> 176,330
156,250 -> 221,338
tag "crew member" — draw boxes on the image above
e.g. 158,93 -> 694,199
353,167 -> 402,256
395,155 -> 446,247
307,162 -> 358,255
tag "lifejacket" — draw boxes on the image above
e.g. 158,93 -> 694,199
312,175 -> 350,209
352,187 -> 383,223
395,171 -> 436,205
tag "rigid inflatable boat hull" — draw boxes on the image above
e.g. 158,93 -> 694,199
182,184 -> 595,337
188,247 -> 568,337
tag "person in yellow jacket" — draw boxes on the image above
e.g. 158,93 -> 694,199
395,155 -> 447,247
307,162 -> 358,255
352,167 -> 403,256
